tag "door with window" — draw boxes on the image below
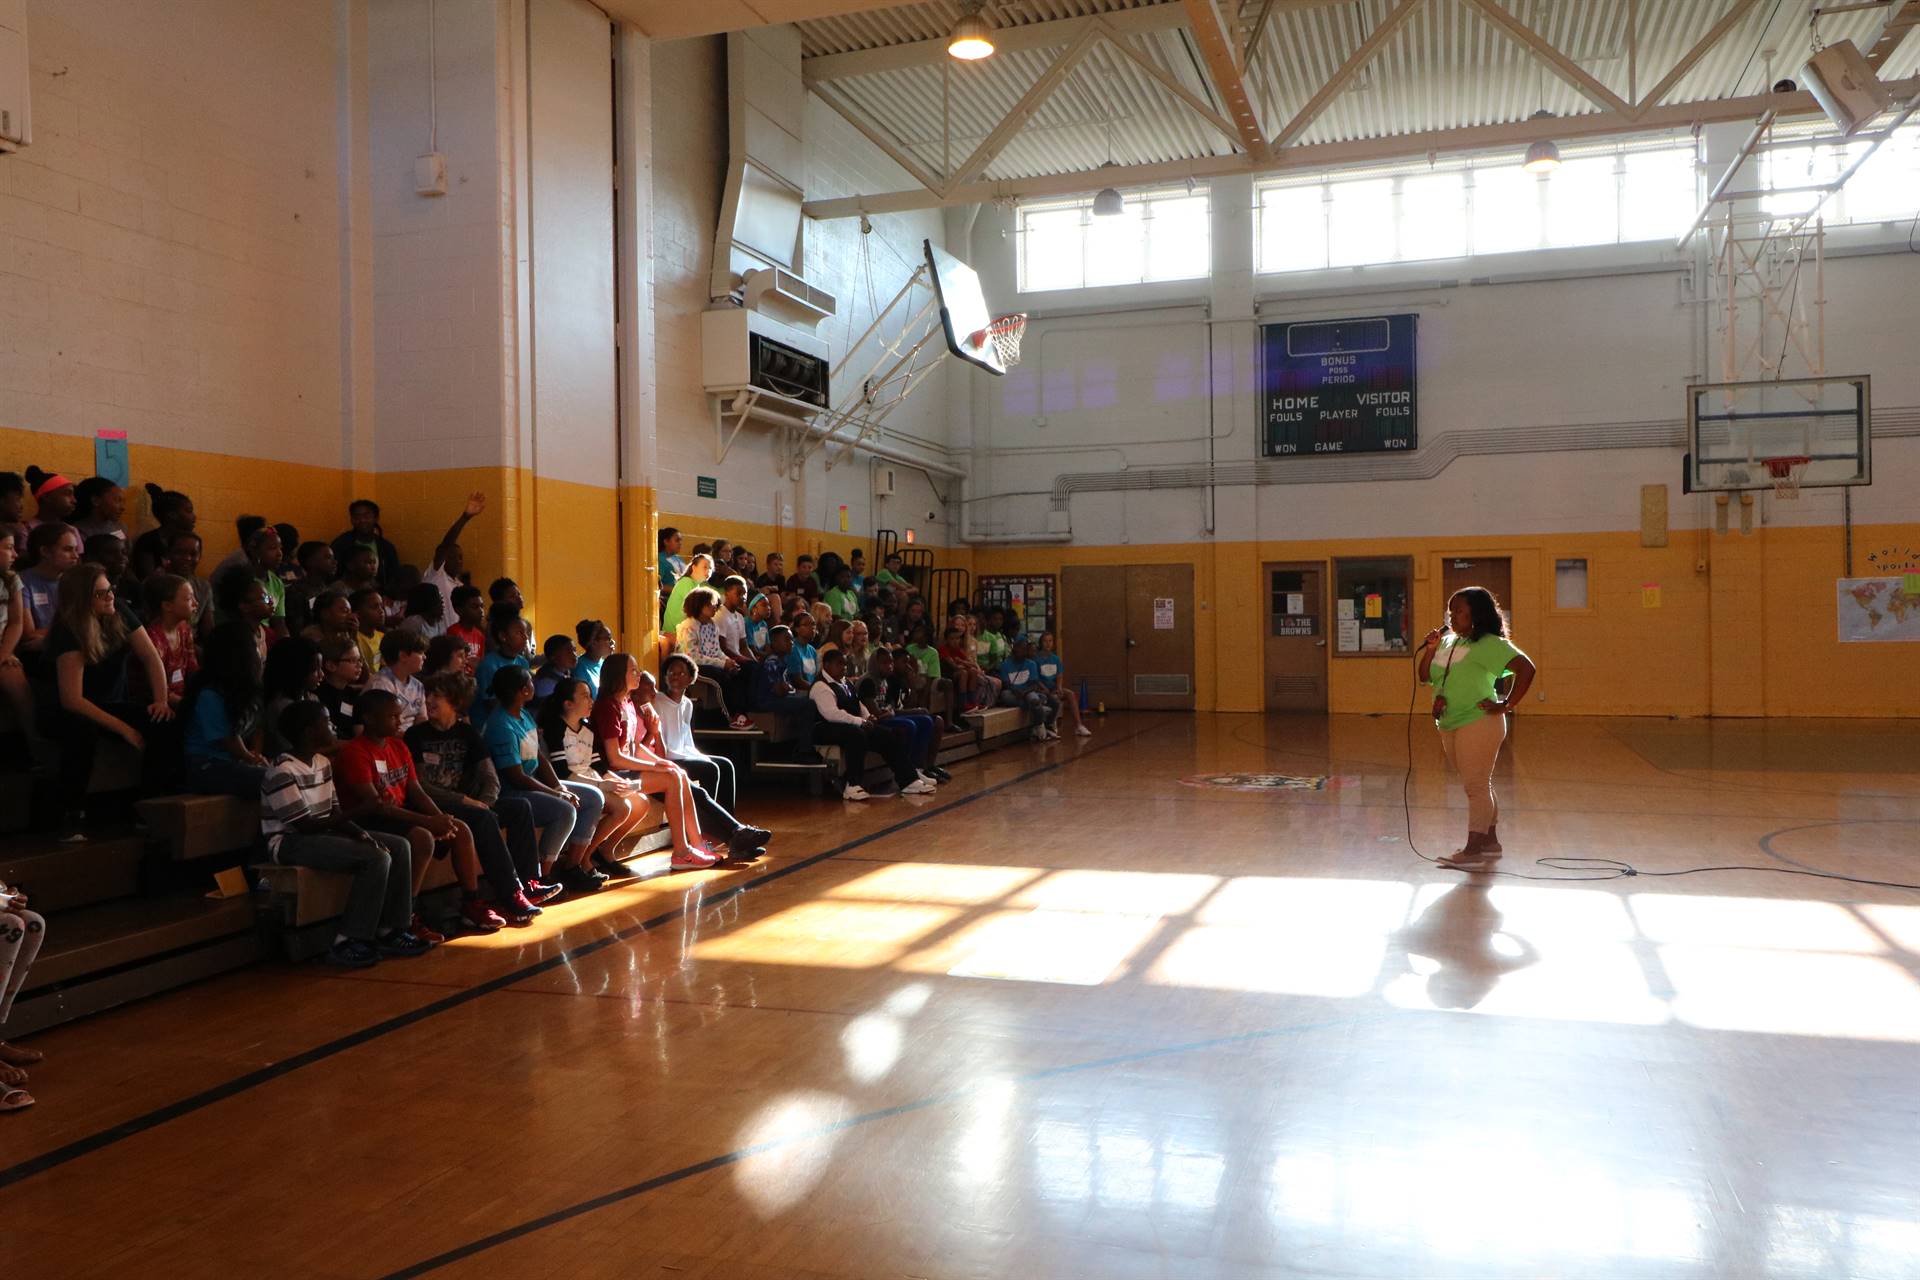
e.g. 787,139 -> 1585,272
1441,557 -> 1514,628
1061,565 -> 1196,711
1262,562 -> 1327,711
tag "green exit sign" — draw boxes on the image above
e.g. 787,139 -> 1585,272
696,476 -> 717,499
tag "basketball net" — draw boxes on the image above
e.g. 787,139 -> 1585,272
1763,455 -> 1808,499
969,313 -> 1028,367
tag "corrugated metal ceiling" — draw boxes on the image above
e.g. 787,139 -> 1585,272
799,0 -> 1916,183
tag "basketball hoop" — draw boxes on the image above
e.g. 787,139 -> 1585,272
970,312 -> 1028,367
1762,455 -> 1810,499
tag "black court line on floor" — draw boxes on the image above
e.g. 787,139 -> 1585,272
0,729 -> 1147,1192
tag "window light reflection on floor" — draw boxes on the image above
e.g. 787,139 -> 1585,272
732,1090 -> 853,1218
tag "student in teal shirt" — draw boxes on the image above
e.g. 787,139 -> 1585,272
848,549 -> 868,594
996,637 -> 1059,740
784,612 -> 821,689
1034,628 -> 1092,738
472,611 -> 532,723
1416,586 -> 1536,871
745,593 -> 773,657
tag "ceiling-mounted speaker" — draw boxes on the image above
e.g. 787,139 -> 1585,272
1801,41 -> 1888,136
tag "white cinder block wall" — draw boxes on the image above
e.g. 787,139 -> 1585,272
1,0 -> 353,471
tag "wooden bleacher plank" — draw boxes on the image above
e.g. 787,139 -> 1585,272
0,832 -> 148,914
23,891 -> 256,992
136,793 -> 262,861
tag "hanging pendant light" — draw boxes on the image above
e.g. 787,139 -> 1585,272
1091,71 -> 1123,215
947,1 -> 995,61
1523,111 -> 1562,173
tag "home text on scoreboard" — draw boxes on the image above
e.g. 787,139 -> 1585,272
1260,314 -> 1418,456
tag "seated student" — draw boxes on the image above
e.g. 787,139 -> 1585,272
785,611 -> 822,692
130,484 -> 196,581
349,588 -> 384,674
83,532 -> 141,630
716,576 -> 752,663
0,868 -> 47,1105
393,583 -> 446,640
825,618 -> 873,683
539,677 -> 650,878
0,530 -> 40,750
938,623 -> 993,710
675,587 -> 750,728
261,702 -> 430,969
23,467 -> 77,532
590,654 -> 738,870
338,687 -> 501,938
574,618 -> 613,698
662,553 -> 713,634
729,545 -> 754,580
421,492 -> 486,625
655,653 -> 755,813
445,585 -> 487,669
337,542 -> 380,597
139,573 -> 199,710
210,515 -> 264,585
746,625 -> 819,757
754,551 -> 785,591
70,477 -> 128,546
382,564 -> 420,629
214,525 -> 287,634
876,551 -> 917,598
408,673 -> 558,915
823,566 -> 860,621
471,606 -> 531,722
657,525 -> 686,593
809,648 -> 932,801
299,586 -> 357,650
998,636 -> 1059,741
848,547 -> 868,593
369,628 -> 427,731
181,622 -> 272,796
859,647 -> 949,785
899,597 -> 930,645
159,529 -> 214,639
0,471 -> 26,552
330,498 -> 402,594
1035,630 -> 1091,738
214,569 -> 274,665
784,553 -> 818,597
19,522 -> 81,659
284,542 -> 337,635
973,607 -> 1011,673
742,592 -> 774,660
48,561 -> 175,836
317,636 -> 364,742
483,665 -> 601,895
422,633 -> 468,682
262,636 -> 324,757
272,523 -> 303,584
904,622 -> 943,683
532,633 -> 577,702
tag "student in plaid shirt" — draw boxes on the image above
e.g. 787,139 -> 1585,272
260,702 -> 429,969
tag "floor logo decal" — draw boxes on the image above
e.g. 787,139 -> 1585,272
1178,772 -> 1356,793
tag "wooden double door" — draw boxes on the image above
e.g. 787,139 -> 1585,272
1060,565 -> 1195,711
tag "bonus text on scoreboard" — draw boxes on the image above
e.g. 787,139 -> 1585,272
1260,314 -> 1418,457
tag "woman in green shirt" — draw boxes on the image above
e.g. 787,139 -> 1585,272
1416,587 -> 1536,870
661,553 -> 713,633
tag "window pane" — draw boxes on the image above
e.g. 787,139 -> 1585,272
1546,156 -> 1620,247
1399,172 -> 1467,261
1085,200 -> 1146,287
1332,557 -> 1413,655
1621,148 -> 1695,242
1843,130 -> 1920,223
1762,145 -> 1828,217
1471,164 -> 1541,254
1259,185 -> 1327,272
1555,558 -> 1589,609
1328,177 -> 1395,267
1021,207 -> 1083,292
1145,194 -> 1210,281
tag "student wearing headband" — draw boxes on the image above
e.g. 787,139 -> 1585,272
22,468 -> 76,531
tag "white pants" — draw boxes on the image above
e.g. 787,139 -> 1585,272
1439,713 -> 1507,834
0,910 -> 47,1026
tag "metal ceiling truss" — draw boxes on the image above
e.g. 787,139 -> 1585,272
801,0 -> 1920,219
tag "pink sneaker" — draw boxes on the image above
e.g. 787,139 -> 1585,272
670,847 -> 720,871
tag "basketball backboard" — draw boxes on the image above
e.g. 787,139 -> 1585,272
924,238 -> 1006,376
1687,376 -> 1870,492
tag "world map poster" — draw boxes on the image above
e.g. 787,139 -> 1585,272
1836,577 -> 1920,643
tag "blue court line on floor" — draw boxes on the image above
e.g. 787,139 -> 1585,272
1757,817 -> 1920,874
379,1012 -> 1367,1279
0,729 -> 1147,1192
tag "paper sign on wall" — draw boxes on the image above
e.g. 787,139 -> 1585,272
696,476 -> 717,499
1337,619 -> 1360,650
1286,593 -> 1304,615
1905,574 -> 1920,596
1642,583 -> 1662,608
1364,593 -> 1383,619
94,430 -> 129,488
1153,598 -> 1175,630
838,504 -> 849,532
1337,599 -> 1355,620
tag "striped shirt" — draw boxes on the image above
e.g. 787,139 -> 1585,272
260,752 -> 339,855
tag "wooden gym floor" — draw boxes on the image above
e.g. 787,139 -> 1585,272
7,711 -> 1920,1279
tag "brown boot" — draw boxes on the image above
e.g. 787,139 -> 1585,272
1482,824 -> 1502,854
1440,831 -> 1499,870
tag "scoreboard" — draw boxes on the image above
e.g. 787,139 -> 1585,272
1260,314 -> 1417,456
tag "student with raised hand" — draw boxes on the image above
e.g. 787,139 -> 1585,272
23,468 -> 77,531
338,688 -> 501,938
70,477 -> 128,545
408,673 -> 555,919
483,665 -> 601,896
181,622 -> 271,796
539,677 -> 649,878
590,655 -> 741,869
261,701 -> 430,969
48,561 -> 175,837
130,485 -> 196,580
662,552 -> 713,633
810,648 -> 932,801
330,499 -> 402,593
574,618 -> 613,698
422,492 -> 485,624
370,628 -> 428,732
139,573 -> 199,710
1034,630 -> 1091,737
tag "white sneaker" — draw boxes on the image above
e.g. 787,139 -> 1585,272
1075,725 -> 1092,737
916,769 -> 939,783
841,784 -> 871,802
901,777 -> 938,795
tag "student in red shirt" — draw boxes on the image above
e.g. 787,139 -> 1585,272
140,572 -> 199,708
446,585 -> 486,670
334,688 -> 505,939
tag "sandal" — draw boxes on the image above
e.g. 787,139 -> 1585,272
0,1084 -> 35,1112
0,1062 -> 25,1088
0,1042 -> 44,1067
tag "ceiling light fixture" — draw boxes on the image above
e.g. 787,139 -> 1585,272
1523,110 -> 1562,173
1093,165 -> 1124,216
947,2 -> 995,61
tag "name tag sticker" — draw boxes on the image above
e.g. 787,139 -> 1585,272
421,752 -> 441,766
374,759 -> 389,775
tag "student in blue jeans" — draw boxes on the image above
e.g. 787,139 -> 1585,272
859,647 -> 949,785
997,636 -> 1059,741
482,664 -> 604,896
182,621 -> 272,795
748,625 -> 820,759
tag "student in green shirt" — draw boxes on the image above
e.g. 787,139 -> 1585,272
1416,586 -> 1536,871
875,552 -> 916,597
904,622 -> 943,681
823,567 -> 860,621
